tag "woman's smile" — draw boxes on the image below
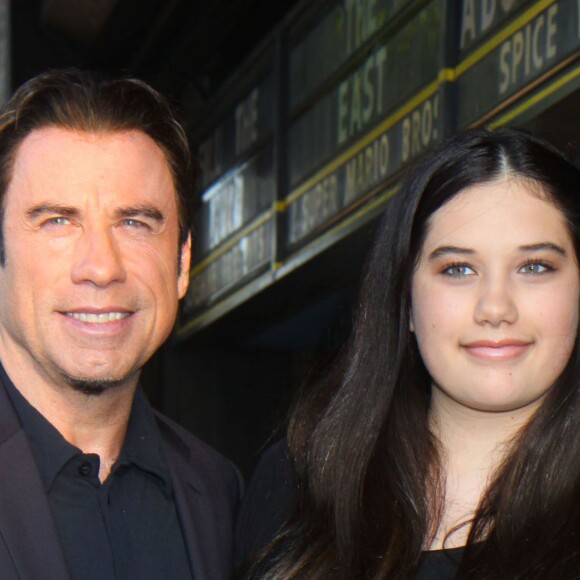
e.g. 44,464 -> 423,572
461,339 -> 532,362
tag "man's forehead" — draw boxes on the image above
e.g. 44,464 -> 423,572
6,127 -> 178,211
14,126 -> 167,160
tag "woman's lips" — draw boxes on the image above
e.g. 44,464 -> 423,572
462,340 -> 532,360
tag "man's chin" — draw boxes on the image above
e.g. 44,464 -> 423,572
61,373 -> 128,396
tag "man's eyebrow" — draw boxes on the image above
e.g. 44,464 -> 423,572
519,242 -> 567,256
115,205 -> 165,222
428,246 -> 475,261
26,203 -> 79,219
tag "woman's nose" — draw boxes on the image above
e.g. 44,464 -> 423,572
474,278 -> 518,326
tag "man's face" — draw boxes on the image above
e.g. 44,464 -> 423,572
0,127 -> 190,393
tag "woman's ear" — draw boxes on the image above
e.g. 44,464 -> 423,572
409,309 -> 415,333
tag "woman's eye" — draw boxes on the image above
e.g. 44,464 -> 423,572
519,262 -> 553,275
442,264 -> 475,278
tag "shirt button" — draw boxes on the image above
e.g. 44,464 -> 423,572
78,462 -> 93,477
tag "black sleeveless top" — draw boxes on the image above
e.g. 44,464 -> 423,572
415,547 -> 463,579
236,441 -> 464,579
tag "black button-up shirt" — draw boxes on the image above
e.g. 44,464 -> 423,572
4,371 -> 193,580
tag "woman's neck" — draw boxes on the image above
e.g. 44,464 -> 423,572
426,389 -> 542,550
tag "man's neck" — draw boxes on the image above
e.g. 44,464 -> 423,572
43,387 -> 135,481
0,355 -> 137,482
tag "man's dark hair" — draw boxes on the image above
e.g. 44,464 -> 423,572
0,68 -> 195,264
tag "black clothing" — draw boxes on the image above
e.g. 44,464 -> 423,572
236,441 -> 460,579
0,363 -> 242,580
236,440 -> 296,563
415,548 -> 463,579
5,373 -> 191,580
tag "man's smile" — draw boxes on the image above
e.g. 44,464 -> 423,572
65,311 -> 131,323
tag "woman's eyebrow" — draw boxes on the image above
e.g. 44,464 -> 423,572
428,246 -> 475,261
519,242 -> 567,256
428,243 -> 568,261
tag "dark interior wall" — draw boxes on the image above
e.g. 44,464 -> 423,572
141,280 -> 358,478
11,0 -> 81,89
156,343 -> 300,478
10,0 -> 303,102
145,214 -> 369,476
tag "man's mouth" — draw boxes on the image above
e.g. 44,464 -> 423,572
65,312 -> 130,323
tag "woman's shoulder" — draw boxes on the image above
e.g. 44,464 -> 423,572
235,439 -> 298,565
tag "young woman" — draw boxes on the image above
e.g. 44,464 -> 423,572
236,127 -> 580,579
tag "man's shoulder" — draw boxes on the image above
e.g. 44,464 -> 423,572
152,409 -> 243,501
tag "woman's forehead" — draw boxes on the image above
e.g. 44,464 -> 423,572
420,178 -> 573,255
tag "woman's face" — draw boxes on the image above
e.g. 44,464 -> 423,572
410,178 -> 580,415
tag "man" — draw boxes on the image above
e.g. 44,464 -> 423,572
0,69 -> 242,580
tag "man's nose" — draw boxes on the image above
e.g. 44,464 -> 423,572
70,226 -> 126,287
474,277 -> 518,327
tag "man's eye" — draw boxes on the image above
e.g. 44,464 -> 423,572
46,217 -> 70,226
123,219 -> 146,228
442,263 -> 475,278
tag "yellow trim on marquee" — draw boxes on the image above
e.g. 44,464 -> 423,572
189,208 -> 273,278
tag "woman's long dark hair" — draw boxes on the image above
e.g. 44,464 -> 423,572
251,127 -> 580,579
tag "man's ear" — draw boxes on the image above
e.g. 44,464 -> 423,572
177,233 -> 191,299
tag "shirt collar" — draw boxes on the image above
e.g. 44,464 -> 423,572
117,388 -> 173,497
2,366 -> 77,491
1,364 -> 172,496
